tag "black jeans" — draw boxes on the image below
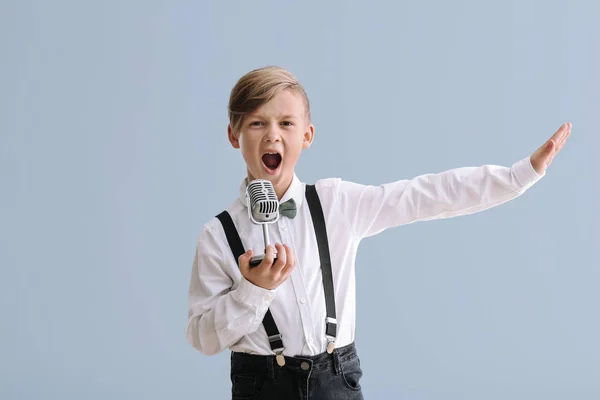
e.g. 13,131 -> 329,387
230,342 -> 364,400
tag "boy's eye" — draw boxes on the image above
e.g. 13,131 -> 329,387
281,121 -> 293,126
249,121 -> 264,126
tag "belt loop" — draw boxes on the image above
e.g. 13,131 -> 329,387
267,355 -> 275,380
332,349 -> 342,375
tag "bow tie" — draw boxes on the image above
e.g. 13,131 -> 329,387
279,198 -> 297,219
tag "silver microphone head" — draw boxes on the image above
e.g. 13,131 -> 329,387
246,179 -> 280,224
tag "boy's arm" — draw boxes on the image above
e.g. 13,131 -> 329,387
337,123 -> 571,239
185,226 -> 276,356
338,157 -> 540,238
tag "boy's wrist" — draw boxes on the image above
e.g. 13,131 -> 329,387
515,156 -> 545,188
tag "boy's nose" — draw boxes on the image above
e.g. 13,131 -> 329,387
264,126 -> 282,142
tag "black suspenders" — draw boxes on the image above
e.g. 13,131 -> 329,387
215,184 -> 337,366
215,211 -> 285,355
305,184 -> 338,353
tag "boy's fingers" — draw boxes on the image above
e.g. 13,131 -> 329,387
281,245 -> 296,276
286,244 -> 295,267
533,122 -> 571,174
559,123 -> 571,143
551,122 -> 570,142
238,249 -> 253,275
261,245 -> 275,269
272,243 -> 286,271
545,139 -> 556,156
556,127 -> 571,153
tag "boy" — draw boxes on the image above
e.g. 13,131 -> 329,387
186,66 -> 570,400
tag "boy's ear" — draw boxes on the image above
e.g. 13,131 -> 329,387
302,123 -> 315,149
228,124 -> 240,149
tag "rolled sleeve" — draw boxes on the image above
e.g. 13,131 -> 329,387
232,277 -> 277,312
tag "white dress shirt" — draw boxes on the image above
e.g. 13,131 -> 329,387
186,156 -> 543,357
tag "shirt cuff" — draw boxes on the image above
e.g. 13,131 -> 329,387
512,156 -> 545,188
231,276 -> 277,310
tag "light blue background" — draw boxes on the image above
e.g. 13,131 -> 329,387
1,1 -> 598,399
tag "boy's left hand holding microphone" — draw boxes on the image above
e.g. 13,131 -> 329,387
238,243 -> 296,290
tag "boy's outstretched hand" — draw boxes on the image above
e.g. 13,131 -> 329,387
530,122 -> 571,175
238,244 -> 296,290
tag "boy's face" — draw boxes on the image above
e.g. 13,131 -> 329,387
228,90 -> 314,198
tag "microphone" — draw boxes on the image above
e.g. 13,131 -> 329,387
245,179 -> 280,267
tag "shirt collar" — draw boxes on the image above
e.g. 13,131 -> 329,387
238,173 -> 304,210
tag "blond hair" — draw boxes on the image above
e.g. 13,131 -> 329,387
228,66 -> 310,136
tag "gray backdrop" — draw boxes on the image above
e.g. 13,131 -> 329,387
1,1 -> 598,399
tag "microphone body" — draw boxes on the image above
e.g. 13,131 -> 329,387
245,179 -> 279,267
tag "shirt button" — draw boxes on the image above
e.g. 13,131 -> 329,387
300,297 -> 306,304
308,337 -> 313,344
263,295 -> 271,302
281,226 -> 287,231
301,361 -> 310,371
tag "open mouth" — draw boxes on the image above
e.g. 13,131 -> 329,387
261,152 -> 282,173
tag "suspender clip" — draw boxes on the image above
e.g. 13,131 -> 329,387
326,340 -> 335,354
269,334 -> 286,366
326,317 -> 337,354
275,351 -> 286,367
